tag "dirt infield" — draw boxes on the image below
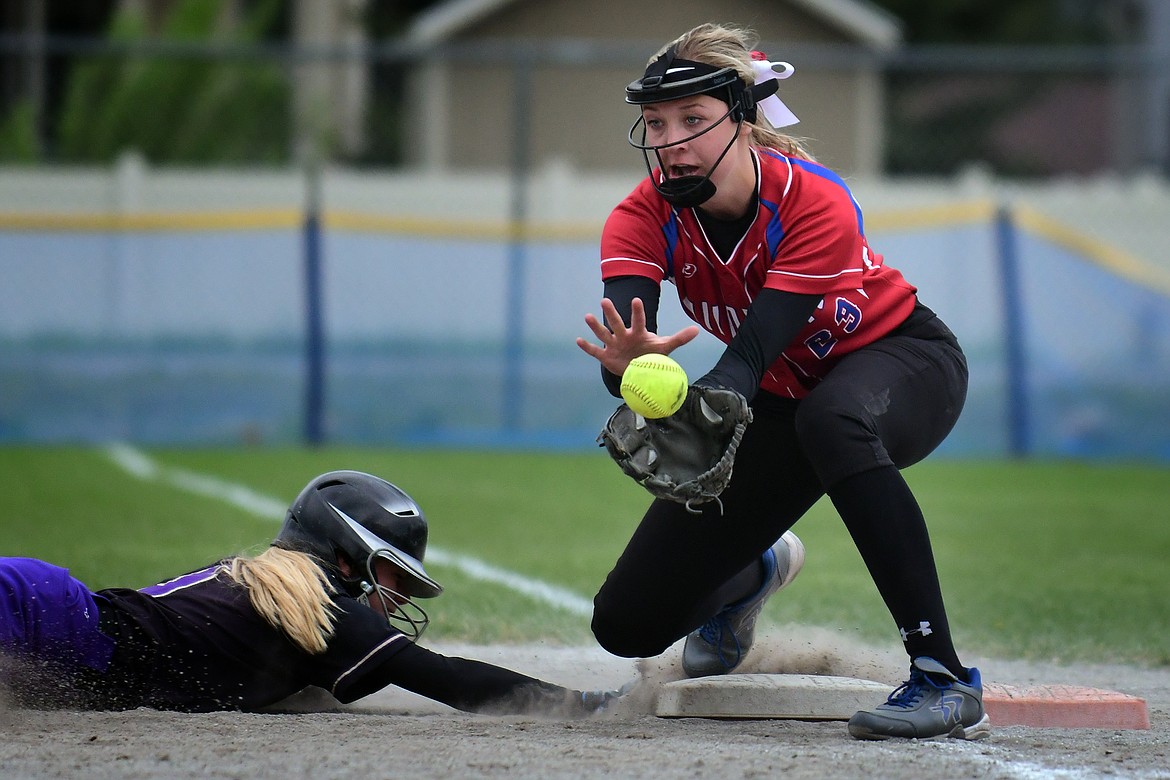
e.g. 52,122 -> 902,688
3,628 -> 1169,779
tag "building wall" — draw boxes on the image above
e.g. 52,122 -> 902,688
406,0 -> 884,176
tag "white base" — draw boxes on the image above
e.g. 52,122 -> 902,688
655,673 -> 891,721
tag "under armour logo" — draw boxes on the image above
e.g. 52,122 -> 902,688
932,692 -> 963,724
899,621 -> 933,641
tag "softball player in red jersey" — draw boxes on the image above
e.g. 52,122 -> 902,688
1,471 -> 621,715
577,22 -> 989,741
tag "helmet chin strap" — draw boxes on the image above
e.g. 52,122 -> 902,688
655,175 -> 717,209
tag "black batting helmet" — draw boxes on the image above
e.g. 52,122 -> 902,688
276,470 -> 443,599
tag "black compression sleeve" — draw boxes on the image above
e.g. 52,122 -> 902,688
346,639 -> 577,715
695,288 -> 822,400
599,276 -> 662,397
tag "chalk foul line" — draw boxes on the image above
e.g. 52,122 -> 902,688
102,443 -> 593,618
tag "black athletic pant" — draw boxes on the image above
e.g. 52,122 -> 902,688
592,306 -> 970,675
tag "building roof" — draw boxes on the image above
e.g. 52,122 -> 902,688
409,0 -> 903,50
786,0 -> 902,49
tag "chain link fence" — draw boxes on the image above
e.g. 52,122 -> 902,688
2,34 -> 1167,176
2,34 -> 1169,458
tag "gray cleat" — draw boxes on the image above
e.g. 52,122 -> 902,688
848,657 -> 992,740
682,531 -> 805,678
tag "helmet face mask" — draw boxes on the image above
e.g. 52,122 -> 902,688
624,46 -> 777,208
627,103 -> 741,209
357,550 -> 432,642
275,471 -> 444,640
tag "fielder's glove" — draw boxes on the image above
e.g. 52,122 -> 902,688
597,384 -> 752,513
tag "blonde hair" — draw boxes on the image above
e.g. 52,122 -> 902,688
654,22 -> 815,161
226,547 -> 338,655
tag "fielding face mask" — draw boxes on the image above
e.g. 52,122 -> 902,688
624,47 -> 798,208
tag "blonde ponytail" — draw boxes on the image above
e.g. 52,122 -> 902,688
226,547 -> 338,655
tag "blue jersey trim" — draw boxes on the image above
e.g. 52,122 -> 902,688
788,157 -> 865,235
661,214 -> 680,278
761,196 -> 784,258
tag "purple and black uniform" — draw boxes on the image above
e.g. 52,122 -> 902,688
0,556 -> 570,713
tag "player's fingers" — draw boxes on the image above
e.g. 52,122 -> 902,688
575,336 -> 605,360
583,312 -> 613,343
600,298 -> 629,337
576,336 -> 629,376
662,325 -> 701,352
629,298 -> 647,334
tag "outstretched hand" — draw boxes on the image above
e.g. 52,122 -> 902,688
576,297 -> 700,377
577,678 -> 638,715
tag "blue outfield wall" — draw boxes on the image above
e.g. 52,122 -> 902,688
1,214 -> 1168,459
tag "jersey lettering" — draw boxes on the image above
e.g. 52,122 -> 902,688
688,298 -> 747,339
835,297 -> 862,333
806,297 -> 863,359
805,329 -> 836,359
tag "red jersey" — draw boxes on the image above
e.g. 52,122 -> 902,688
601,148 -> 918,398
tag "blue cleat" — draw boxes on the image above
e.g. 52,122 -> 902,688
848,657 -> 992,740
681,531 -> 805,677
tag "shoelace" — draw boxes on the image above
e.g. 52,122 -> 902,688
695,546 -> 782,669
697,615 -> 744,668
885,670 -> 950,708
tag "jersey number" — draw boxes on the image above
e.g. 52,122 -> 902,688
804,297 -> 863,360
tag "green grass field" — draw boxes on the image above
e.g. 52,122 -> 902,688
3,446 -> 1168,666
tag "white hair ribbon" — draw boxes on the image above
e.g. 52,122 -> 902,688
749,54 -> 799,129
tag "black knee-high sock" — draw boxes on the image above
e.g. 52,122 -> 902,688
712,557 -> 768,611
827,465 -> 965,678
